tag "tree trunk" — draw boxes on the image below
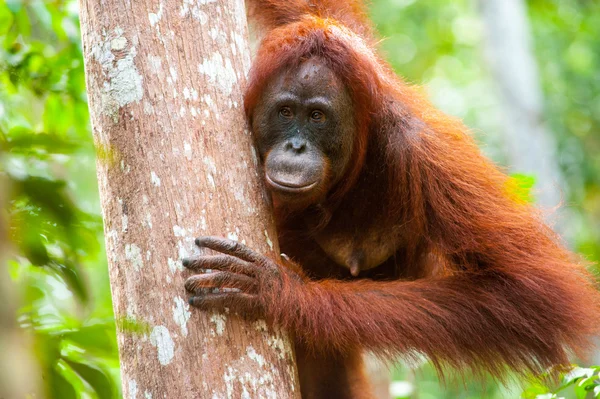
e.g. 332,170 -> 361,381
79,1 -> 299,398
478,0 -> 570,234
364,354 -> 390,399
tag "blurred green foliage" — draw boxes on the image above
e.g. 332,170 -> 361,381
527,0 -> 600,264
0,0 -> 118,398
521,366 -> 600,399
0,0 -> 598,398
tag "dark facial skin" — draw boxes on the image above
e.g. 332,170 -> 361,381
251,57 -> 356,209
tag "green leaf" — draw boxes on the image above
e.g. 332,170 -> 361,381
4,0 -> 22,13
13,6 -> 30,37
65,360 -> 117,399
48,367 -> 77,399
575,384 -> 588,399
577,375 -> 598,388
21,232 -> 51,266
0,3 -> 14,35
16,176 -> 76,227
522,381 -> 552,398
5,132 -> 81,155
47,260 -> 88,304
63,323 -> 118,357
563,367 -> 595,386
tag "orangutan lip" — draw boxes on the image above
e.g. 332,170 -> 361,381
265,174 -> 319,193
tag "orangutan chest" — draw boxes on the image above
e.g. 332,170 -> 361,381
312,224 -> 400,276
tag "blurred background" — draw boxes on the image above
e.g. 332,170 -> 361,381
0,0 -> 598,398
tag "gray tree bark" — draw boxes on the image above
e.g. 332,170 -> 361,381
478,0 -> 570,234
79,0 -> 299,397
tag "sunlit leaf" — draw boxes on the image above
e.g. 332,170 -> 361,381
64,323 -> 118,357
563,367 -> 595,386
0,4 -> 13,35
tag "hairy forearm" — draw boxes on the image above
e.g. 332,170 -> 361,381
275,268 -> 594,377
183,236 -> 598,378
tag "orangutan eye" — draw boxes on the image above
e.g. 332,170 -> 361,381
279,106 -> 293,118
310,110 -> 325,122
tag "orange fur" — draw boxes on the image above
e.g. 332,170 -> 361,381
244,0 -> 600,396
